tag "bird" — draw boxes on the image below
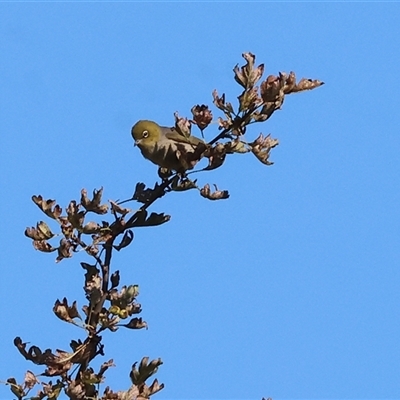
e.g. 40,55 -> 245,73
131,120 -> 206,173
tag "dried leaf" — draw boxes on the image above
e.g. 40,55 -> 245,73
24,371 -> 39,390
82,221 -> 101,234
60,219 -> 74,239
250,133 -> 279,165
204,143 -> 226,171
171,176 -> 198,192
33,240 -> 57,253
53,298 -> 81,323
56,238 -> 75,263
81,188 -> 108,214
86,245 -> 100,258
114,230 -> 134,251
130,357 -> 163,385
32,195 -> 62,220
191,104 -> 213,131
217,116 -> 233,132
110,200 -> 131,216
233,52 -> 264,89
212,90 -> 234,114
81,369 -> 103,385
25,221 -> 54,241
118,385 -> 140,400
148,379 -> 165,396
174,112 -> 192,139
98,359 -> 115,378
65,380 -> 87,399
131,210 -> 170,227
82,263 -> 103,305
282,71 -> 296,93
260,74 -> 285,103
66,200 -> 85,230
200,184 -> 230,201
238,86 -> 262,112
224,140 -> 250,154
13,337 -> 69,374
283,71 -> 324,93
7,378 -> 24,399
132,182 -> 156,204
122,317 -> 148,330
38,381 -> 63,399
158,167 -> 173,180
110,270 -> 120,288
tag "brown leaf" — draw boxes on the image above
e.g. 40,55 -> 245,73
25,221 -> 54,241
64,380 -> 87,399
200,184 -> 230,201
66,200 -> 85,230
13,337 -> 63,371
131,211 -> 171,227
282,71 -> 296,93
260,74 -> 285,103
39,380 -> 63,399
114,230 -> 134,251
174,112 -> 192,139
233,52 -> 264,89
7,378 -> 24,399
81,369 -> 103,385
212,90 -> 234,114
122,317 -> 148,330
191,104 -> 213,131
110,270 -> 120,288
56,238 -> 75,263
81,263 -> 103,305
98,359 -> 115,378
110,200 -> 131,216
68,335 -> 102,366
82,221 -> 101,234
290,77 -> 325,93
53,298 -> 81,323
203,143 -> 226,171
250,133 -> 279,165
24,370 -> 39,390
238,86 -> 263,112
217,116 -> 233,131
130,357 -> 163,386
132,182 -> 155,204
32,195 -> 62,220
33,240 -> 57,253
60,219 -> 75,239
144,212 -> 170,227
118,385 -> 140,400
171,176 -> 198,192
81,188 -> 108,214
100,313 -> 120,332
224,140 -> 250,154
148,379 -> 165,396
158,167 -> 173,180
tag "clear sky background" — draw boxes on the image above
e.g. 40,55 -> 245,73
1,3 -> 399,400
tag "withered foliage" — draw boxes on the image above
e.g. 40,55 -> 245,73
125,52 -> 322,199
7,53 -> 322,400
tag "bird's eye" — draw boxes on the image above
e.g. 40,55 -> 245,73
142,130 -> 149,138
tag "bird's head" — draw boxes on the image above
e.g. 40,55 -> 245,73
131,120 -> 162,148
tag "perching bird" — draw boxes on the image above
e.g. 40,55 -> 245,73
131,120 -> 206,172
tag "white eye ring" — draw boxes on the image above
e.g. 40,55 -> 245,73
142,130 -> 149,138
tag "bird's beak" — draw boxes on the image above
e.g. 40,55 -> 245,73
134,139 -> 140,147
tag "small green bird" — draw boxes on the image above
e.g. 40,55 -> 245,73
131,120 -> 206,172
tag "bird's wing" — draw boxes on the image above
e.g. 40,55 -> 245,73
162,127 -> 204,146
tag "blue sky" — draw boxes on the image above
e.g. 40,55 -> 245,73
1,3 -> 399,400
